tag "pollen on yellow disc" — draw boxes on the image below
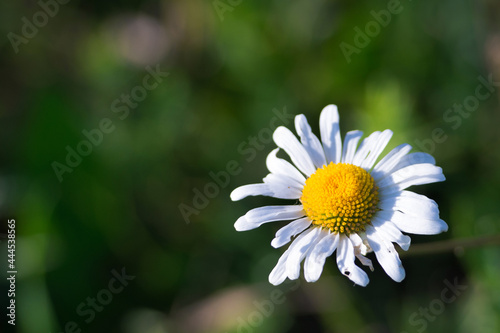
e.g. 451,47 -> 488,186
301,162 -> 379,234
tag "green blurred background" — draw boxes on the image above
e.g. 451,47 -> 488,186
1,0 -> 500,332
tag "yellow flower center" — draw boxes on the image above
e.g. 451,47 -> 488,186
300,162 -> 379,234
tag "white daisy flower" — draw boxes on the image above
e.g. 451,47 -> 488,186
230,105 -> 448,287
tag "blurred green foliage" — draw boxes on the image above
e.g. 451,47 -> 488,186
1,0 -> 500,332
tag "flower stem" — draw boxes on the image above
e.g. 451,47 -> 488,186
399,234 -> 500,257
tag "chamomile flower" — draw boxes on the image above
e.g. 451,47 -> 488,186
231,105 -> 448,286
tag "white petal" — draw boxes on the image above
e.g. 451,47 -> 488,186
371,215 -> 411,251
286,227 -> 322,280
366,226 -> 405,282
371,144 -> 413,181
269,248 -> 290,285
352,131 -> 380,166
393,152 -> 436,173
295,114 -> 327,168
355,253 -> 374,271
231,184 -> 272,201
320,105 -> 342,164
377,209 -> 448,235
336,235 -> 369,286
360,130 -> 393,170
379,190 -> 440,220
263,173 -> 303,199
271,217 -> 312,248
273,127 -> 316,176
348,233 -> 368,255
234,216 -> 253,232
246,205 -> 304,223
266,148 -> 306,185
341,130 -> 363,164
348,234 -> 373,270
377,163 -> 445,193
303,231 -> 339,282
231,177 -> 302,200
235,205 -> 305,231
264,168 -> 304,189
348,233 -> 363,248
